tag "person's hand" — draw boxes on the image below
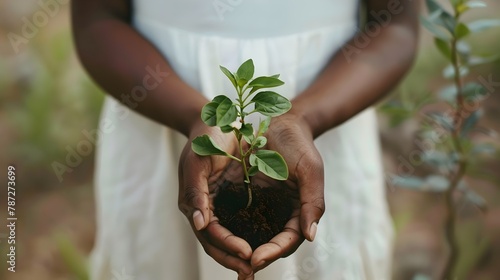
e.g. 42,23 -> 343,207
250,112 -> 325,272
178,120 -> 255,280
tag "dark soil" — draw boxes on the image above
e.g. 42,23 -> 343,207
214,181 -> 293,250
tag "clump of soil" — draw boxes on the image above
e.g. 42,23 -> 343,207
214,181 -> 293,250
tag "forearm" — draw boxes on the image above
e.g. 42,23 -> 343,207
72,6 -> 206,136
292,2 -> 419,138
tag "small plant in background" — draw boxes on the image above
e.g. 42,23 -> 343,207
191,59 -> 293,250
3,30 -> 104,187
56,233 -> 89,280
382,0 -> 500,279
192,59 -> 290,206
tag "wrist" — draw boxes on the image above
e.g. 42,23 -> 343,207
285,101 -> 327,139
186,117 -> 208,140
178,99 -> 207,138
271,106 -> 315,140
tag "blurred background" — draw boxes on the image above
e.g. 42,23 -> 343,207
0,0 -> 499,279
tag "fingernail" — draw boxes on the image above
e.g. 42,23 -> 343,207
310,222 -> 318,241
255,260 -> 265,267
238,252 -> 247,259
193,210 -> 205,230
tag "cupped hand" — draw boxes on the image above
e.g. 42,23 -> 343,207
178,120 -> 254,280
250,113 -> 325,272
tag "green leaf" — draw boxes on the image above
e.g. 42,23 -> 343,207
457,1 -> 487,14
456,40 -> 471,59
192,135 -> 228,156
427,8 -> 456,33
254,136 -> 267,148
426,175 -> 450,191
258,117 -> 271,135
236,77 -> 248,89
201,95 -> 237,126
461,110 -> 483,137
412,273 -> 432,280
467,19 -> 500,33
219,66 -> 237,88
56,233 -> 90,280
462,82 -> 487,100
220,125 -> 234,133
443,64 -> 469,79
249,150 -> 288,180
390,175 -> 425,189
201,102 -> 218,126
421,151 -> 456,169
465,1 -> 487,8
212,95 -> 228,103
248,166 -> 259,176
434,38 -> 452,60
455,23 -> 470,39
391,175 -> 450,192
248,76 -> 285,94
450,0 -> 464,9
236,59 -> 254,87
438,84 -> 457,103
425,0 -> 443,14
478,128 -> 499,139
243,134 -> 254,145
215,96 -> 238,126
251,91 -> 292,117
468,54 -> 500,67
270,74 -> 280,79
471,143 -> 496,156
438,82 -> 486,103
421,16 -> 452,40
426,112 -> 454,131
463,188 -> 487,211
240,123 -> 253,136
249,76 -> 284,87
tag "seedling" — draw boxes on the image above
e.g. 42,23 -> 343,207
191,59 -> 291,207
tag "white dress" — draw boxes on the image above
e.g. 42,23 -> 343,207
90,1 -> 394,279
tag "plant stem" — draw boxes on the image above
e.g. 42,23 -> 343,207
239,136 -> 251,185
226,153 -> 242,163
245,182 -> 253,208
241,89 -> 253,105
236,87 -> 253,208
441,31 -> 468,279
239,130 -> 253,208
442,158 -> 466,279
